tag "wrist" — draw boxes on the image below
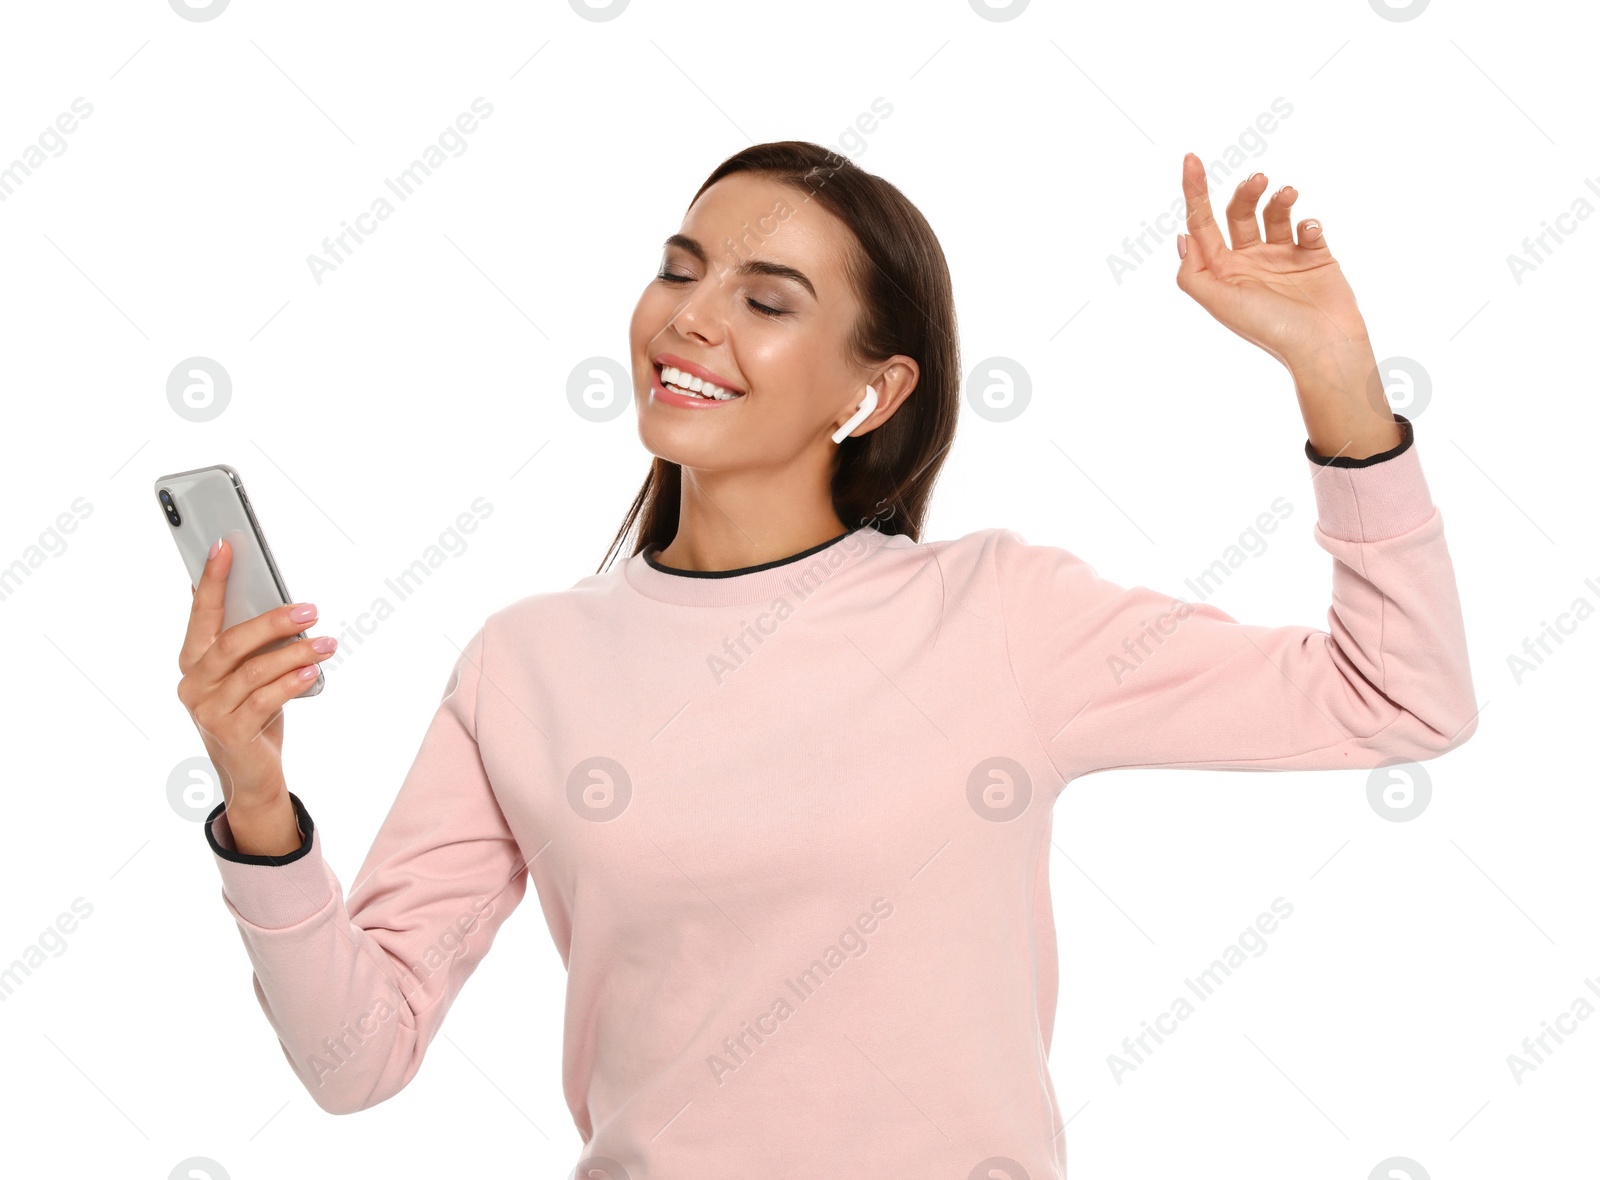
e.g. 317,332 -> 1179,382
1300,399 -> 1403,460
1289,339 -> 1404,460
224,791 -> 304,857
1285,331 -> 1376,387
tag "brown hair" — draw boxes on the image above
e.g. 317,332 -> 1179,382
597,140 -> 960,573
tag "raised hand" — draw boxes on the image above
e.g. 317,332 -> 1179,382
175,537 -> 336,854
1175,152 -> 1369,372
1174,152 -> 1401,459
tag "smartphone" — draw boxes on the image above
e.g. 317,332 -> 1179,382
153,463 -> 325,697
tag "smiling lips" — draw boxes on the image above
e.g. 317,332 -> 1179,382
653,353 -> 745,404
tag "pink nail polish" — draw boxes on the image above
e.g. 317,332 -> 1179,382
289,603 -> 318,623
1177,234 -> 1188,259
208,537 -> 222,561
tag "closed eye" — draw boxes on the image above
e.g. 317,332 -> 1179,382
655,270 -> 789,318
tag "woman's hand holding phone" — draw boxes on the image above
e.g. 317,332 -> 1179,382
175,536 -> 339,856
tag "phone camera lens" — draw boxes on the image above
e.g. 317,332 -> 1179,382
158,487 -> 181,527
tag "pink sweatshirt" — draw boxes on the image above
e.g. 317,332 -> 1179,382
205,416 -> 1477,1177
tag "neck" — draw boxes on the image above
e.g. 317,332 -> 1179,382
648,459 -> 853,572
626,522 -> 896,607
653,516 -> 851,573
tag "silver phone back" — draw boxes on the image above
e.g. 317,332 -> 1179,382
154,464 -> 324,697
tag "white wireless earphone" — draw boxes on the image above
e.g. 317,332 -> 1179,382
831,384 -> 879,444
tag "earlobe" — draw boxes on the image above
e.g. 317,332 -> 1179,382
832,384 -> 879,444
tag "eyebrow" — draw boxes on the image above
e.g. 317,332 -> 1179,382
662,233 -> 817,300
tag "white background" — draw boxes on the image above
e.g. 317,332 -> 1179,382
1,0 -> 1594,1176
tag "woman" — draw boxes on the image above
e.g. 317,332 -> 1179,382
177,141 -> 1478,1177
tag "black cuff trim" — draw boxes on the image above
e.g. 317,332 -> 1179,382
205,793 -> 316,866
1305,413 -> 1414,468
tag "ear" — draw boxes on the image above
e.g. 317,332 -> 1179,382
833,385 -> 879,442
855,357 -> 919,433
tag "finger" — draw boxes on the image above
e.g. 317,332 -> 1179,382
1181,152 -> 1228,263
215,633 -> 334,718
1263,184 -> 1296,244
192,599 -> 320,697
218,662 -> 324,752
1296,217 -> 1329,252
1175,230 -> 1229,312
1224,172 -> 1266,249
180,535 -> 231,672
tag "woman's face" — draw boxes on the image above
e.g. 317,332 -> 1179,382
629,171 -> 892,471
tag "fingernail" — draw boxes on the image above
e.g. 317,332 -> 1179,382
1305,220 -> 1320,233
1248,172 -> 1263,184
311,636 -> 338,654
289,603 -> 318,623
1177,234 -> 1188,259
208,537 -> 222,561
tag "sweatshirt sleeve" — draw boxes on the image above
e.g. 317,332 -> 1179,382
994,415 -> 1480,786
202,622 -> 530,1114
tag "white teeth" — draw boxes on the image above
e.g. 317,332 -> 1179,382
660,365 -> 741,401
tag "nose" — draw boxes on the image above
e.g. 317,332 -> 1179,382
665,269 -> 730,345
